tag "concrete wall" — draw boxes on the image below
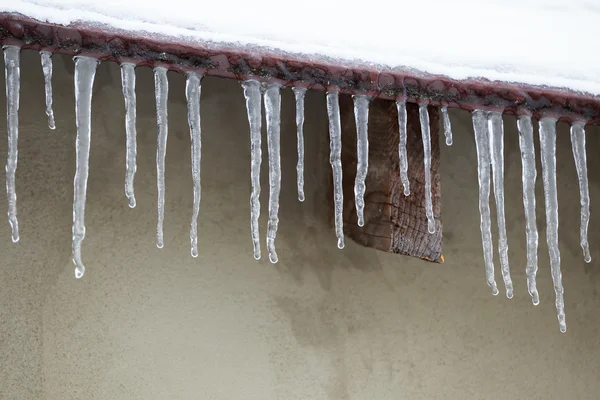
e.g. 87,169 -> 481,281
1,51 -> 599,400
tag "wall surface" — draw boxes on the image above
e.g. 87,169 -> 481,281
1,51 -> 599,400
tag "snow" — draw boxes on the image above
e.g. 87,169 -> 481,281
2,1 -> 600,95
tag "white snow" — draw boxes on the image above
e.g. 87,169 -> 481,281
3,1 -> 600,95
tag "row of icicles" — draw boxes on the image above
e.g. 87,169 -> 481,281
2,46 -> 592,332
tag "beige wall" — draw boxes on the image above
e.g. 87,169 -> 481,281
1,51 -> 599,399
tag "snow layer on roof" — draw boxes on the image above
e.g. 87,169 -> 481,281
3,0 -> 600,95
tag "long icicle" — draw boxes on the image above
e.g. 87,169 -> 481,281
570,121 -> 591,263
353,94 -> 369,227
186,71 -> 203,258
292,87 -> 306,202
264,83 -> 282,263
396,100 -> 410,196
441,106 -> 453,146
488,112 -> 513,299
40,51 -> 56,130
241,80 -> 262,260
154,67 -> 168,249
539,117 -> 566,333
517,115 -> 539,305
3,46 -> 20,243
72,56 -> 98,279
419,104 -> 435,233
472,110 -> 499,295
326,91 -> 344,249
121,62 -> 137,208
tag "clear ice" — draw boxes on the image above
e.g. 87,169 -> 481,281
154,67 -> 169,249
264,83 -> 282,263
72,56 -> 99,279
353,95 -> 369,227
121,62 -> 137,208
488,112 -> 513,299
40,51 -> 56,130
3,46 -> 20,243
186,71 -> 203,258
539,117 -> 566,333
396,101 -> 410,196
419,104 -> 435,234
441,106 -> 453,146
517,115 -> 539,305
326,91 -> 344,249
292,87 -> 306,202
570,121 -> 591,263
241,80 -> 263,260
472,110 -> 499,295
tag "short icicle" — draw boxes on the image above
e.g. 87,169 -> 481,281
154,67 -> 169,249
292,87 -> 306,202
353,94 -> 369,227
40,51 -> 56,130
186,71 -> 203,258
418,104 -> 435,234
121,62 -> 137,208
517,115 -> 539,305
488,112 -> 513,299
241,80 -> 263,260
441,106 -> 453,146
72,56 -> 99,279
472,110 -> 499,295
326,91 -> 345,249
396,100 -> 410,196
570,121 -> 591,263
264,83 -> 282,263
3,45 -> 20,243
539,117 -> 566,333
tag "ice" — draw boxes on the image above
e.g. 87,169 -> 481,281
570,121 -> 591,263
264,82 -> 282,263
472,110 -> 499,296
154,66 -> 168,249
292,87 -> 306,202
488,111 -> 513,299
40,51 -> 56,130
3,45 -> 20,243
441,106 -> 453,146
418,104 -> 435,234
241,79 -> 262,260
539,117 -> 566,333
72,56 -> 98,279
396,101 -> 410,196
517,115 -> 539,305
121,62 -> 137,208
186,71 -> 202,258
326,91 -> 344,249
353,94 -> 369,227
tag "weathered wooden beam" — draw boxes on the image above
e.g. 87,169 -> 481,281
339,95 -> 443,262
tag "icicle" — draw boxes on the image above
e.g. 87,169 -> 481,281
517,115 -> 539,305
3,46 -> 20,243
292,87 -> 306,202
241,80 -> 262,260
154,67 -> 168,249
570,121 -> 591,263
488,112 -> 513,299
418,104 -> 435,234
186,71 -> 203,258
326,91 -> 344,249
539,117 -> 566,333
472,110 -> 499,295
264,82 -> 282,264
72,56 -> 99,279
121,62 -> 137,209
396,100 -> 410,196
40,51 -> 56,130
441,106 -> 453,146
353,94 -> 369,227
